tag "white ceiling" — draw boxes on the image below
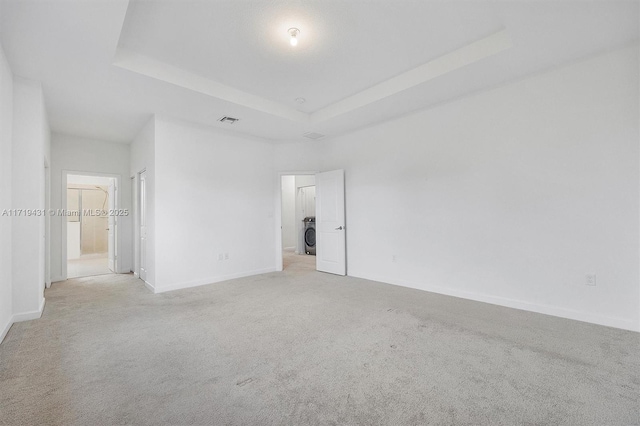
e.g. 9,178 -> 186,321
0,0 -> 637,144
118,1 -> 506,113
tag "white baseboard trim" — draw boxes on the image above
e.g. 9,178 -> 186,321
0,316 -> 13,344
51,276 -> 65,283
1,298 -> 47,344
12,297 -> 46,323
351,271 -> 639,332
154,267 -> 277,294
143,280 -> 155,293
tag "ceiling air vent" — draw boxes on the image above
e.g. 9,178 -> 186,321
303,132 -> 325,140
218,116 -> 240,124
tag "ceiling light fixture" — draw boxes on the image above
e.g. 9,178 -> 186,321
288,28 -> 300,46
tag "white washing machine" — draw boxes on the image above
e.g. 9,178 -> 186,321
303,217 -> 316,255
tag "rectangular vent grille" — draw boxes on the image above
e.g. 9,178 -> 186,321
218,116 -> 240,124
303,132 -> 325,140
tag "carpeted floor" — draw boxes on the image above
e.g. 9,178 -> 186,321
1,253 -> 639,425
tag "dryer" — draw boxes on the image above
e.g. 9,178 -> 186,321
303,217 -> 316,255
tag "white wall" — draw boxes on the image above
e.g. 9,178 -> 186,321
153,117 -> 276,292
11,77 -> 50,321
0,42 -> 13,341
295,175 -> 315,189
130,117 -> 156,288
50,134 -> 132,281
67,222 -> 80,259
277,45 -> 640,331
274,141 -> 321,175
67,174 -> 114,186
281,176 -> 296,249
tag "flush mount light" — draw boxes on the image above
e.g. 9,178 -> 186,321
295,97 -> 306,104
288,28 -> 300,46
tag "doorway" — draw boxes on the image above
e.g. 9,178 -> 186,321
66,174 -> 116,278
280,174 -> 316,271
138,170 -> 147,282
276,170 -> 347,275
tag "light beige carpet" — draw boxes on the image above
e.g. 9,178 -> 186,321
1,254 -> 639,425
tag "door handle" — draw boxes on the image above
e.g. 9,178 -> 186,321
335,226 -> 344,230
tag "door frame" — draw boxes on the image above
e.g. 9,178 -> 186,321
61,170 -> 121,279
44,158 -> 51,289
134,169 -> 147,282
275,171 -> 318,272
107,180 -> 116,272
130,175 -> 135,274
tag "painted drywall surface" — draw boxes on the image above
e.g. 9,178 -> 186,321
153,117 -> 276,291
299,186 -> 316,220
11,78 -> 49,318
50,134 -> 132,281
313,46 -> 639,331
0,42 -> 13,340
274,46 -> 639,331
130,118 -> 155,288
67,174 -> 114,186
281,176 -> 296,249
273,140 -> 322,173
67,222 -> 81,259
295,175 -> 315,189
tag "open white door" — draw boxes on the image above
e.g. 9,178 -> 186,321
316,169 -> 346,275
107,179 -> 116,272
139,171 -> 147,282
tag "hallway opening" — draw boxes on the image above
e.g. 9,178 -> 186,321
66,174 -> 116,278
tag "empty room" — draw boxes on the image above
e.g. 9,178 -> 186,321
0,0 -> 638,425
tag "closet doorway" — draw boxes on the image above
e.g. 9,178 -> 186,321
280,174 -> 316,271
